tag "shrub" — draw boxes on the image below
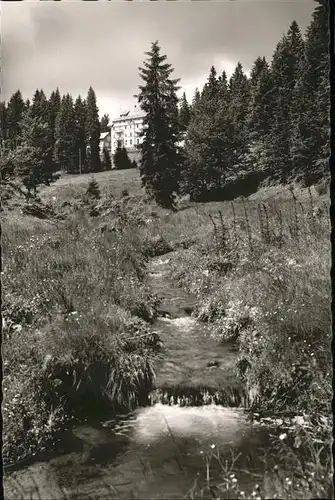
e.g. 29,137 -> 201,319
85,176 -> 101,199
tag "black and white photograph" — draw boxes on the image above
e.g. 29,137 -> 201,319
1,0 -> 332,499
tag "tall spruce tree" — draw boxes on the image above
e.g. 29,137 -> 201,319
270,21 -> 305,182
48,89 -> 61,164
136,41 -> 182,209
248,60 -> 276,175
74,95 -> 87,173
6,90 -> 25,149
191,88 -> 201,112
202,66 -> 220,112
250,56 -> 268,89
30,89 -> 48,121
179,92 -> 191,132
291,0 -> 329,185
54,94 -> 77,173
0,101 -> 7,149
85,86 -> 101,173
228,62 -> 251,173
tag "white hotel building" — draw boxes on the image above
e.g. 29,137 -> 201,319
100,104 -> 186,168
109,105 -> 145,167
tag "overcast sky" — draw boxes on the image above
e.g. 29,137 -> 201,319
1,0 -> 315,120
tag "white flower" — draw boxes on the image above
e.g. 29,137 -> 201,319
279,433 -> 287,440
210,444 -> 216,449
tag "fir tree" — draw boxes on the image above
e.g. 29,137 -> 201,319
113,144 -> 132,170
102,146 -> 112,170
217,70 -> 229,100
100,114 -> 110,132
248,60 -> 276,175
6,90 -> 25,149
136,41 -> 182,209
269,22 -> 305,182
191,88 -> 201,112
228,62 -> 251,173
229,62 -> 251,128
179,92 -> 191,132
45,89 -> 61,173
54,94 -> 77,173
250,56 -> 268,89
184,66 -> 236,201
86,176 -> 101,199
291,0 -> 329,185
0,145 -> 45,197
272,21 -> 305,93
30,89 -> 48,121
85,86 -> 101,173
48,89 -> 61,148
0,101 -> 7,149
74,96 -> 87,173
1,110 -> 56,196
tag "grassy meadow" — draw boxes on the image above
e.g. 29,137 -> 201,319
2,168 -> 332,498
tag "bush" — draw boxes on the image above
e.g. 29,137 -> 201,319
85,176 -> 101,199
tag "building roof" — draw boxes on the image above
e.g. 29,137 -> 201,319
99,131 -> 110,141
112,105 -> 145,123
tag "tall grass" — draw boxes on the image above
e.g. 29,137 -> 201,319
2,198 -> 161,466
168,186 -> 332,498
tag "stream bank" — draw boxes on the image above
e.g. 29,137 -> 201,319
4,251 -> 271,500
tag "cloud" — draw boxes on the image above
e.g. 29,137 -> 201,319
1,0 -> 315,118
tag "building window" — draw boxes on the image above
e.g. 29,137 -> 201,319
125,140 -> 127,146
130,139 -> 132,145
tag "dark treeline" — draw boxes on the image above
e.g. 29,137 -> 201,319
0,1 -> 328,205
0,86 -> 108,196
178,1 -> 329,202
136,0 -> 328,209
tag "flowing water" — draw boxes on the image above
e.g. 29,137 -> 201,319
4,253 -> 271,500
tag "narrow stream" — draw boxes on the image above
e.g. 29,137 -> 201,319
4,253 -> 271,500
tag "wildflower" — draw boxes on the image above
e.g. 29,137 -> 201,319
210,444 -> 216,449
279,433 -> 287,440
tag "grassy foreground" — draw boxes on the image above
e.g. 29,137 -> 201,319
2,171 -> 162,466
2,169 -> 333,498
